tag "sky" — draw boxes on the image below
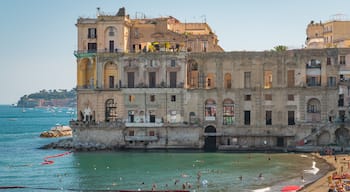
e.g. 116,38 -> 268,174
0,0 -> 349,104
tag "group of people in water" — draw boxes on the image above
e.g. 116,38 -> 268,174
136,155 -> 273,191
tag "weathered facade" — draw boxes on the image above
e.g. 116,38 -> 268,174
71,8 -> 350,151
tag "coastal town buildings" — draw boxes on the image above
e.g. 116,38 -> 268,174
306,15 -> 350,49
71,7 -> 350,151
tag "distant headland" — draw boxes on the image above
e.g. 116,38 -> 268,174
17,88 -> 76,108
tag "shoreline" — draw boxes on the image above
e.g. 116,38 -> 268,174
41,139 -> 338,191
298,153 -> 348,192
252,153 -> 332,192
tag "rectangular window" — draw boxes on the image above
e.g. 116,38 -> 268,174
288,94 -> 294,101
340,56 -> 346,65
129,95 -> 135,103
202,41 -> 208,52
171,59 -> 176,67
149,72 -> 156,88
87,43 -> 97,53
149,131 -> 155,136
327,57 -> 332,65
244,111 -> 251,125
150,95 -> 155,102
288,111 -> 295,125
265,94 -> 272,101
266,111 -> 272,125
287,70 -> 295,88
170,72 -> 177,88
307,76 -> 321,86
128,111 -> 135,123
244,72 -> 251,88
127,72 -> 135,88
327,76 -> 336,87
171,95 -> 176,102
245,95 -> 251,101
109,28 -> 114,36
88,28 -> 97,38
339,94 -> 344,107
129,130 -> 134,136
264,70 -> 272,89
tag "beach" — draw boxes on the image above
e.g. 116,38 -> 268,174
300,153 -> 350,192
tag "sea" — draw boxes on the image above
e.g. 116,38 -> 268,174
0,105 -> 330,192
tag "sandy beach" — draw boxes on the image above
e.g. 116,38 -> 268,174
300,153 -> 350,192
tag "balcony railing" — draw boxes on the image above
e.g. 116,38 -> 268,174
74,49 -> 119,58
125,122 -> 164,127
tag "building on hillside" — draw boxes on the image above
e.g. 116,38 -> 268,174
71,8 -> 350,151
306,16 -> 350,49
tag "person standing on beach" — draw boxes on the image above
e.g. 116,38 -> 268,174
301,173 -> 305,183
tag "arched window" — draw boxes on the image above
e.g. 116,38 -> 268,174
78,58 -> 95,89
223,99 -> 234,125
306,98 -> 321,122
205,99 -> 216,121
307,98 -> 320,113
105,99 -> 117,121
224,73 -> 232,89
104,62 -> 118,89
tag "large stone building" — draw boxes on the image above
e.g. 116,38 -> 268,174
71,8 -> 350,151
306,16 -> 350,49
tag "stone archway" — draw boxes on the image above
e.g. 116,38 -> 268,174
335,128 -> 350,146
317,131 -> 331,145
204,126 -> 216,151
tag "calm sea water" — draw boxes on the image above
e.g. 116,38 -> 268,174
0,105 -> 328,192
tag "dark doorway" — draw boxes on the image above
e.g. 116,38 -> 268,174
204,126 -> 217,151
109,76 -> 114,88
277,137 -> 284,147
149,72 -> 156,88
127,72 -> 135,88
170,72 -> 177,88
150,115 -> 156,123
335,127 -> 350,146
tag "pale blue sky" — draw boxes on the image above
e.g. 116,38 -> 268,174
0,0 -> 349,104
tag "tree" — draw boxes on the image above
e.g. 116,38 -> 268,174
272,45 -> 288,52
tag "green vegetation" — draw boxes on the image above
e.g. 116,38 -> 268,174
271,45 -> 288,52
17,88 -> 76,108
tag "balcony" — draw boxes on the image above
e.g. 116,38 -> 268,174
125,122 -> 164,127
74,49 -> 120,58
306,60 -> 321,69
74,50 -> 96,58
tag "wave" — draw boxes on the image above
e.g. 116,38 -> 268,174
304,161 -> 319,175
